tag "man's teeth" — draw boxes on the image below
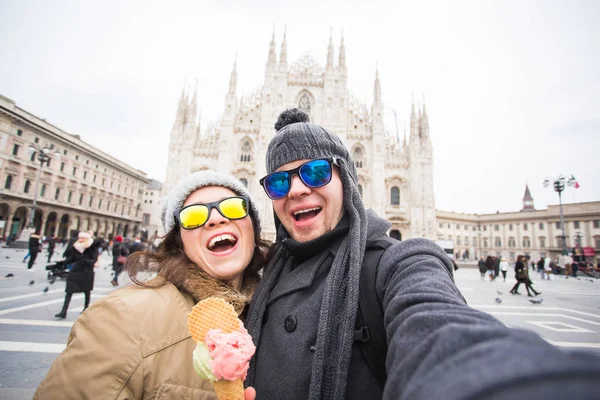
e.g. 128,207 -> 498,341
208,234 -> 236,250
293,207 -> 321,216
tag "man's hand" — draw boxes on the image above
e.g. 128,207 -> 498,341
244,387 -> 256,400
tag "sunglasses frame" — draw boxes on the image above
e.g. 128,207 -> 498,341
259,158 -> 340,200
174,195 -> 250,230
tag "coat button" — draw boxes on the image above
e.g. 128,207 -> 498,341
284,315 -> 297,332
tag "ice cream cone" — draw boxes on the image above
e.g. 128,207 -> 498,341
188,297 -> 241,341
213,378 -> 244,400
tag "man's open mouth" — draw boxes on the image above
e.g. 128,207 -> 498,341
293,207 -> 322,222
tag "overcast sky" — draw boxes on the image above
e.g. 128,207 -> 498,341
1,0 -> 598,214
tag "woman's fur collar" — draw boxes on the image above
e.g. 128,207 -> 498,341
73,238 -> 94,253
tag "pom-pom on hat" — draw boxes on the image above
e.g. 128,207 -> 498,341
266,108 -> 358,184
161,170 -> 260,235
114,235 -> 123,242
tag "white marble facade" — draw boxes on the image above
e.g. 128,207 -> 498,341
162,32 -> 437,241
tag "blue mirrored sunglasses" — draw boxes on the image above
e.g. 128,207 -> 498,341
259,158 -> 339,200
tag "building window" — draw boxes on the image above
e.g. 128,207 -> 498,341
34,137 -> 39,143
239,178 -> 248,187
448,223 -> 451,229
239,140 -> 252,162
352,146 -> 364,169
24,180 -> 31,193
30,151 -> 36,162
107,201 -> 110,211
93,175 -> 97,183
75,155 -> 79,160
390,186 -> 400,206
143,213 -> 150,225
4,175 -> 13,189
523,223 -> 528,231
465,236 -> 469,246
509,224 -> 513,231
574,221 -> 580,229
358,184 -> 363,198
538,223 -> 544,230
84,171 -> 87,180
472,226 -> 476,231
40,184 -> 46,197
114,203 -> 118,212
68,191 -> 72,203
495,237 -> 502,247
73,167 -> 77,176
483,226 -> 487,231
483,238 -> 488,248
555,222 -> 560,229
12,144 -> 20,156
457,237 -> 461,245
439,222 -> 443,228
89,196 -> 94,207
594,220 -> 599,229
494,225 -> 499,231
509,252 -> 515,261
54,188 -> 60,200
464,225 -> 468,230
539,237 -> 546,248
102,178 -> 105,186
523,236 -> 531,248
60,162 -> 65,172
79,194 -> 84,205
17,129 -> 23,136
556,236 -> 565,248
508,237 -> 515,248
595,238 -> 600,249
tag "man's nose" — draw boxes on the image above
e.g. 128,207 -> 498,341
287,175 -> 311,198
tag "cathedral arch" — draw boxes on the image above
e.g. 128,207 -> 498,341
296,90 -> 315,119
390,186 -> 400,206
352,145 -> 365,169
239,138 -> 253,163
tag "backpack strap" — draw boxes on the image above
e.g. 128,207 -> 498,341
354,235 -> 396,385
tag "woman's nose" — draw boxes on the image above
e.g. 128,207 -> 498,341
204,207 -> 229,228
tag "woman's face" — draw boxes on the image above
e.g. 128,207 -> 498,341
180,186 -> 255,285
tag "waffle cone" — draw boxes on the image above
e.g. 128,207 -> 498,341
188,297 -> 241,342
213,378 -> 244,400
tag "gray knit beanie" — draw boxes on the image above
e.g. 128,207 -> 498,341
161,170 -> 260,235
247,109 -> 367,400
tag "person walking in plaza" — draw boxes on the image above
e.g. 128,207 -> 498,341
485,255 -> 495,281
26,232 -> 41,270
500,256 -> 509,282
242,109 -> 600,400
35,170 -> 268,399
511,255 -> 541,296
478,257 -> 486,280
54,231 -> 101,319
46,235 -> 56,263
110,235 -> 129,286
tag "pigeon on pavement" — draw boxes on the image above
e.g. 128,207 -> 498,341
5,256 -> 9,259
29,280 -> 35,285
495,298 -> 502,304
496,290 -> 503,295
42,286 -> 49,293
5,273 -> 14,278
529,298 -> 544,304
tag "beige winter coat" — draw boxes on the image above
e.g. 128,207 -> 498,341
34,275 -> 252,400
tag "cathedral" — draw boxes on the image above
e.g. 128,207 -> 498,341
162,31 -> 437,241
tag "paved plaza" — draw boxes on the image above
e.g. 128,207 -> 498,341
0,248 -> 598,399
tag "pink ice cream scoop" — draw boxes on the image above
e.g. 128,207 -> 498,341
204,327 -> 256,381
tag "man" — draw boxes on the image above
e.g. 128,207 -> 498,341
27,232 -> 41,270
245,109 -> 600,400
47,235 -> 56,263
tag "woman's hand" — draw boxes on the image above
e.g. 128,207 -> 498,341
244,387 -> 256,400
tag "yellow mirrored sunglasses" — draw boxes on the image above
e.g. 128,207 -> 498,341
174,196 -> 250,230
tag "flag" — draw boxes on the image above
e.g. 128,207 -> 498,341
570,175 -> 580,189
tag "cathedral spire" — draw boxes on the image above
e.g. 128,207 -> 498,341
403,126 -> 408,148
279,26 -> 287,68
228,53 -> 238,95
338,29 -> 346,69
187,81 -> 198,123
326,28 -> 334,71
522,183 -> 535,211
421,94 -> 429,138
173,84 -> 187,129
267,28 -> 277,68
373,63 -> 382,104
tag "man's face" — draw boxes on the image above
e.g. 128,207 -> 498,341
271,158 -> 345,242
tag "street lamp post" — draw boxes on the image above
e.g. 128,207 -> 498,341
543,174 -> 576,256
25,143 -> 61,232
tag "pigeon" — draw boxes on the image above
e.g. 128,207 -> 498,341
529,298 -> 544,304
29,280 -> 35,285
42,286 -> 49,293
496,290 -> 503,295
5,256 -> 9,259
495,298 -> 502,304
49,277 -> 56,284
5,273 -> 14,278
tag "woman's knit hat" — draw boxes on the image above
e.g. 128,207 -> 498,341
247,109 -> 367,400
161,170 -> 260,235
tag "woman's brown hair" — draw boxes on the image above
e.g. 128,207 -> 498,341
126,214 -> 271,289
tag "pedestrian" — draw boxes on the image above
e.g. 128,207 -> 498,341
26,232 -> 41,270
537,257 -> 545,280
485,255 -> 495,281
35,170 -> 269,399
243,109 -> 599,400
544,257 -> 553,280
54,231 -> 100,319
47,235 -> 56,263
110,235 -> 129,286
494,255 -> 500,279
500,256 -> 509,282
510,254 -> 541,297
478,257 -> 486,280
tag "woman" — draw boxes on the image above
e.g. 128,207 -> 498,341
485,255 -> 495,281
110,235 -> 129,286
499,256 -> 509,282
510,255 -> 541,297
35,171 -> 269,399
54,231 -> 100,319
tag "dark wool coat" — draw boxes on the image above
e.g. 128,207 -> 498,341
64,240 -> 100,293
250,212 -> 600,399
111,242 -> 129,270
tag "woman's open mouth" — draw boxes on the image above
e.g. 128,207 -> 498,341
207,233 -> 239,254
